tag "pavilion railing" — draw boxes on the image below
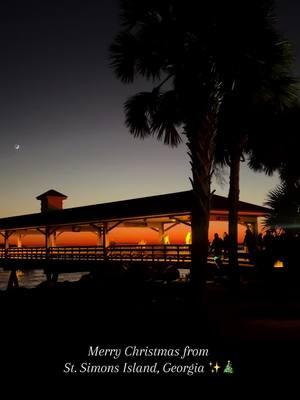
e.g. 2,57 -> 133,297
49,246 -> 105,261
1,247 -> 47,260
106,244 -> 191,264
0,245 -> 253,267
0,245 -> 192,264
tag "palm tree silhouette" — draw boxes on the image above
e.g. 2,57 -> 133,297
249,105 -> 300,234
110,0 -> 297,300
248,105 -> 300,191
264,182 -> 300,234
216,60 -> 297,278
110,1 -> 224,300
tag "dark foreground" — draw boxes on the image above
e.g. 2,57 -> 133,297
1,265 -> 299,390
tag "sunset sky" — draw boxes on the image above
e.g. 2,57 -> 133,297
0,0 -> 298,219
5,222 -> 250,246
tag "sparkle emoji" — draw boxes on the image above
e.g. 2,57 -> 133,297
210,362 -> 221,373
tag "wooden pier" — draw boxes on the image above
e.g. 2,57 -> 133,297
0,244 -> 253,289
0,189 -> 264,289
0,244 -> 192,288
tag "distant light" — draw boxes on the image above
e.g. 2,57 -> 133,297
274,259 -> 284,269
14,144 -> 21,150
163,235 -> 170,245
185,232 -> 191,244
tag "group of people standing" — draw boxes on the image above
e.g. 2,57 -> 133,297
209,232 -> 232,259
209,228 -> 300,275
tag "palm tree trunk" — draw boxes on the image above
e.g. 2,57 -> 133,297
187,117 -> 216,305
190,183 -> 210,303
228,144 -> 241,288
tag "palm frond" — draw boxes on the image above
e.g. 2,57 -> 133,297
263,182 -> 300,231
120,0 -> 167,29
124,91 -> 158,137
109,32 -> 139,83
110,28 -> 168,82
124,89 -> 182,147
150,90 -> 182,147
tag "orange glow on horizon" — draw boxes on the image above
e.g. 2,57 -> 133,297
0,220 -> 264,247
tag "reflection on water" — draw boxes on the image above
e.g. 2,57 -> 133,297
0,268 -> 88,290
0,266 -> 190,290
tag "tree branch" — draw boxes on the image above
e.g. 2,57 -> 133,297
154,73 -> 174,91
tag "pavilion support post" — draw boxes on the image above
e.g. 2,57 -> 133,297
4,231 -> 14,258
102,224 -> 109,260
49,231 -> 56,247
158,223 -> 165,244
45,228 -> 51,258
4,231 -> 9,258
17,232 -> 23,248
95,229 -> 102,246
44,228 -> 58,282
49,230 -> 58,281
45,228 -> 51,281
90,224 -> 108,260
91,224 -> 110,247
103,223 -> 110,247
3,230 -> 19,289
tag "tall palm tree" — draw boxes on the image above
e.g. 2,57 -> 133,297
110,1 -> 225,299
110,0 -> 295,298
216,31 -> 297,275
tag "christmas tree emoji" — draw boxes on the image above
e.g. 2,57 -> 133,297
224,361 -> 234,374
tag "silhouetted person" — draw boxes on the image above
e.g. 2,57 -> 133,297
243,228 -> 256,263
223,232 -> 230,259
210,233 -> 223,258
263,230 -> 274,253
256,233 -> 264,252
210,233 -> 224,273
260,230 -> 274,281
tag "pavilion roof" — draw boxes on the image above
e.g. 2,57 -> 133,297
0,190 -> 269,231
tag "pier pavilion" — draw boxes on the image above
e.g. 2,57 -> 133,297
0,189 -> 269,287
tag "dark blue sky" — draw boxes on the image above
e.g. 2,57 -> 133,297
0,0 -> 297,216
